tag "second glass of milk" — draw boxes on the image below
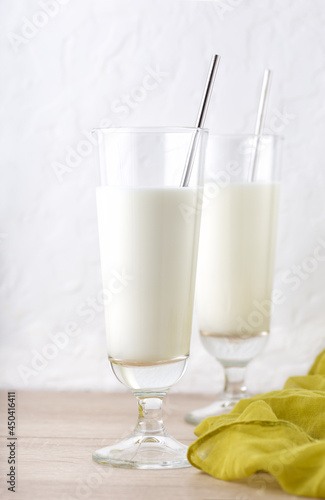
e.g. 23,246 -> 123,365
92,127 -> 208,469
185,134 -> 282,425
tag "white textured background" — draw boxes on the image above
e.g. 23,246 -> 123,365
1,0 -> 325,394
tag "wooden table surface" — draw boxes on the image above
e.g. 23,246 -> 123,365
0,390 -> 312,500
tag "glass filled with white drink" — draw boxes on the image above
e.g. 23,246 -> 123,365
185,134 -> 282,425
92,127 -> 208,468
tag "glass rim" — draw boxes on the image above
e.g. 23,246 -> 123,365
92,126 -> 209,134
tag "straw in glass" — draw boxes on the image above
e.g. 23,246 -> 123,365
248,69 -> 272,182
180,54 -> 221,187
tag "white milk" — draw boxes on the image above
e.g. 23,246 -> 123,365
196,183 -> 280,337
96,187 -> 201,364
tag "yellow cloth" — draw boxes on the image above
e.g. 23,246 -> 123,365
187,349 -> 325,498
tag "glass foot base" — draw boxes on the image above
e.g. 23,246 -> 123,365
92,430 -> 190,469
185,394 -> 247,425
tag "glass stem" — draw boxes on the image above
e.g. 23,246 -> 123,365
223,366 -> 247,400
135,396 -> 166,436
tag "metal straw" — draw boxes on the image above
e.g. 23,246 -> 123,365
248,69 -> 272,182
180,54 -> 221,187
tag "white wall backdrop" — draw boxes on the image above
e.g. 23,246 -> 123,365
1,0 -> 325,394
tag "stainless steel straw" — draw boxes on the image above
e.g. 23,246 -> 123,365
248,69 -> 272,182
180,54 -> 221,187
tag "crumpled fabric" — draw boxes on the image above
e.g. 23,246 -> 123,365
187,349 -> 325,498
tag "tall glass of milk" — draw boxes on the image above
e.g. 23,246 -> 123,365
92,127 -> 208,468
185,134 -> 282,425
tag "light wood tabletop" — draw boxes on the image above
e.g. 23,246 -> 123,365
0,390 -> 312,500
